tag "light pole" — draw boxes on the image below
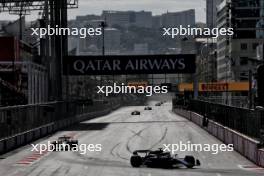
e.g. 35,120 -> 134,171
100,21 -> 107,56
99,20 -> 107,99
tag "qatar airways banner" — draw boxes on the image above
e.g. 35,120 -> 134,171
63,54 -> 196,75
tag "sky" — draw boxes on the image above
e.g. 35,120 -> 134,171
0,0 -> 206,22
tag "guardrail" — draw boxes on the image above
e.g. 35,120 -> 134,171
173,99 -> 264,139
0,94 -> 145,154
0,100 -> 99,139
173,108 -> 264,168
0,94 -> 146,154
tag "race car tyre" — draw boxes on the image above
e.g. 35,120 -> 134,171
71,140 -> 78,145
130,155 -> 142,167
184,156 -> 195,168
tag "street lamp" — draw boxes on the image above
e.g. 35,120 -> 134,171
99,20 -> 107,56
98,20 -> 108,99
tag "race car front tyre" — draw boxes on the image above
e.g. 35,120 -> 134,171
130,155 -> 142,167
184,156 -> 195,168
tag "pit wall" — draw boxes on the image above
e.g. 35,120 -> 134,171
173,108 -> 264,168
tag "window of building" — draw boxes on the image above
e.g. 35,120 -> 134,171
252,43 -> 259,50
240,43 -> 248,50
240,72 -> 249,81
240,57 -> 248,65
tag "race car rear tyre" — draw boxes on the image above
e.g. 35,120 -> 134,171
184,156 -> 195,168
70,140 -> 78,145
130,155 -> 142,167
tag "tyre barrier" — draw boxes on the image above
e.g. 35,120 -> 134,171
173,108 -> 264,168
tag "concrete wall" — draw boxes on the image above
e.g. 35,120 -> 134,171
0,101 -> 124,155
173,108 -> 264,168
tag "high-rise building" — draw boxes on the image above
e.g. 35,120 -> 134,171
102,10 -> 131,27
161,9 -> 195,27
76,15 -> 101,22
102,10 -> 152,28
152,15 -> 162,29
256,0 -> 264,38
104,28 -> 121,55
216,0 -> 264,82
134,11 -> 152,28
206,0 -> 223,28
134,43 -> 149,55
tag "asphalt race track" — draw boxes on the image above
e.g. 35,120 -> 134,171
0,101 -> 263,176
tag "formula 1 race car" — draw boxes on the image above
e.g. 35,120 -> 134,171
51,135 -> 78,151
155,103 -> 161,106
131,111 -> 141,115
144,107 -> 152,110
130,148 -> 201,169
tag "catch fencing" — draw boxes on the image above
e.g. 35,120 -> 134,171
186,100 -> 264,139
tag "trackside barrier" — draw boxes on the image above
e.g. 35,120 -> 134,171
0,96 -> 138,155
25,131 -> 33,143
16,134 -> 25,146
217,124 -> 225,142
258,149 -> 264,167
0,140 -> 4,154
5,137 -> 16,151
173,108 -> 264,167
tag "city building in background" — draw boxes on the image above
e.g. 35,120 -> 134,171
133,43 -> 149,55
0,17 -> 48,106
206,0 -> 223,28
203,0 -> 222,84
216,0 -> 264,82
195,38 -> 218,82
104,28 -> 121,55
102,10 -> 152,28
161,9 -> 196,28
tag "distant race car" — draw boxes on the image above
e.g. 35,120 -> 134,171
51,135 -> 78,151
131,111 -> 141,115
144,107 -> 152,110
155,103 -> 161,106
130,148 -> 201,169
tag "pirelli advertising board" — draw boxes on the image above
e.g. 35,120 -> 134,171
63,55 -> 196,75
178,82 -> 249,92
